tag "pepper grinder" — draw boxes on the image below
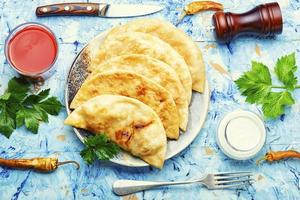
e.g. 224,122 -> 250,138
213,2 -> 283,43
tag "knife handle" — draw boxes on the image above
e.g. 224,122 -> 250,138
36,3 -> 105,17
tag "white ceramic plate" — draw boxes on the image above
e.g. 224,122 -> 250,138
65,31 -> 210,167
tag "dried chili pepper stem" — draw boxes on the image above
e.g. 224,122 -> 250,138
256,150 -> 300,165
0,157 -> 80,172
177,1 -> 224,25
58,160 -> 80,170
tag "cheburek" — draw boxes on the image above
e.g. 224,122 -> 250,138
107,19 -> 206,93
88,31 -> 192,103
65,95 -> 167,168
88,54 -> 188,130
70,71 -> 180,139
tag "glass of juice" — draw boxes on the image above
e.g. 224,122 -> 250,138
5,22 -> 58,81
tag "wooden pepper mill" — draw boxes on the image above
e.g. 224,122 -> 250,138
213,2 -> 283,43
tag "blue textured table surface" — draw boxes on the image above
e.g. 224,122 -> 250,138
1,0 -> 300,199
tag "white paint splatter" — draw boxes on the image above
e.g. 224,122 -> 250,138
63,21 -> 80,43
276,0 -> 290,8
291,102 -> 300,113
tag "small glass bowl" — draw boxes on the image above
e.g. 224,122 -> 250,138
216,110 -> 266,160
5,22 -> 58,81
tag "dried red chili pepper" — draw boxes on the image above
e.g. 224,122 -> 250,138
256,150 -> 300,164
177,1 -> 224,25
0,157 -> 80,172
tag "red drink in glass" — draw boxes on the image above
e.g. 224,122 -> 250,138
5,23 -> 58,80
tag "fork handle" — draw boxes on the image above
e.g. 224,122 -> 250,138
112,179 -> 199,196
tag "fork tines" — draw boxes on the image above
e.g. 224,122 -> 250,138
214,171 -> 254,189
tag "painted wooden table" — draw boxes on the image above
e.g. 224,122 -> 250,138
0,0 -> 300,199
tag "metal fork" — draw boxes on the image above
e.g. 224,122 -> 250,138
112,171 -> 254,196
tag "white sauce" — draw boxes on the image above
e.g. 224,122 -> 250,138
225,117 -> 261,151
216,110 -> 266,160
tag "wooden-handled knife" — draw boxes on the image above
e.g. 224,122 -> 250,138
36,3 -> 163,17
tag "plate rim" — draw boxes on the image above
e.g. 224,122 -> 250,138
65,31 -> 210,167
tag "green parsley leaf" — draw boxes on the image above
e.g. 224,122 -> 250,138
37,97 -> 64,115
235,61 -> 272,104
0,105 -> 15,138
0,92 -> 11,101
22,107 -> 45,134
33,105 -> 49,122
275,53 -> 297,90
80,134 -> 120,164
262,91 -> 295,118
7,77 -> 30,93
235,53 -> 299,119
23,89 -> 50,105
16,109 -> 25,128
5,78 -> 30,104
17,108 -> 41,133
80,148 -> 95,165
0,77 -> 64,137
6,103 -> 22,119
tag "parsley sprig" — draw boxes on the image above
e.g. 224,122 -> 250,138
0,77 -> 64,138
235,53 -> 299,119
80,134 -> 120,164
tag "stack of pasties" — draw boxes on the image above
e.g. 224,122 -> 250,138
64,19 -> 206,168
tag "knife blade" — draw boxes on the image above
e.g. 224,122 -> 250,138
36,3 -> 163,17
